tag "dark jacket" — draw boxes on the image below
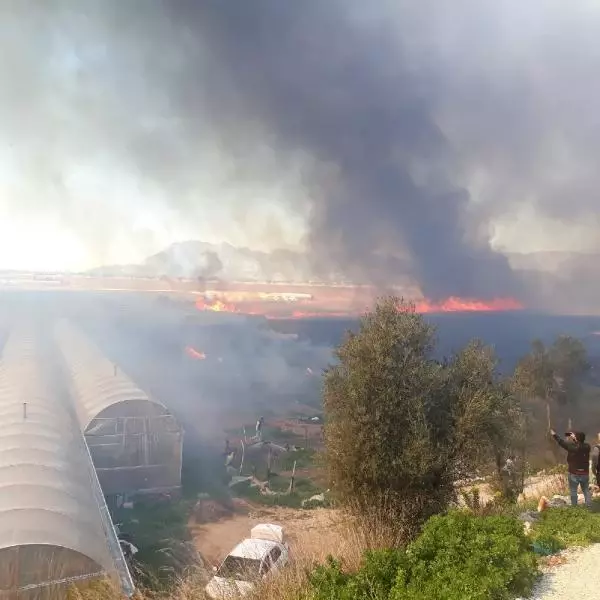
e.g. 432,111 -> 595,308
552,433 -> 590,476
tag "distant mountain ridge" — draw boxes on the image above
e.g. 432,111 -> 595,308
86,242 -> 600,285
87,240 -> 323,282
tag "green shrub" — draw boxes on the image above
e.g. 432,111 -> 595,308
352,550 -> 407,600
531,532 -> 564,556
532,507 -> 600,547
389,511 -> 538,600
307,556 -> 352,600
308,550 -> 406,600
306,512 -> 539,600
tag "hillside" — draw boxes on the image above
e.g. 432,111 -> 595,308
86,242 -> 600,286
86,241 -> 321,282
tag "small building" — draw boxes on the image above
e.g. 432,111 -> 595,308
54,320 -> 183,497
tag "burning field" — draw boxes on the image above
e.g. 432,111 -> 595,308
21,274 -> 525,319
191,284 -> 523,320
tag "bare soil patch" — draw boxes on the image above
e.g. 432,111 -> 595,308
190,504 -> 348,567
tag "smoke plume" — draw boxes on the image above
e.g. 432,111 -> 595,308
2,1 -> 600,304
171,0 -> 520,299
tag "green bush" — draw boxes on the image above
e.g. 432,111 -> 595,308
532,507 -> 600,547
353,550 -> 407,600
391,511 -> 538,600
307,556 -> 352,600
308,550 -> 406,600
306,512 -> 539,600
531,532 -> 564,556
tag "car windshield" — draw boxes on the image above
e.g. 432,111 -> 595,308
217,555 -> 262,581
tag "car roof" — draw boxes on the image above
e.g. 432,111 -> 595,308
229,538 -> 280,560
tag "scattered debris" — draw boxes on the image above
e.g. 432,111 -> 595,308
302,493 -> 326,508
229,476 -> 253,488
518,510 -> 539,535
119,539 -> 139,560
537,495 -> 569,512
542,552 -> 569,569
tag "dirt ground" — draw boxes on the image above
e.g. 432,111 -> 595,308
190,473 -> 583,570
190,503 -> 351,567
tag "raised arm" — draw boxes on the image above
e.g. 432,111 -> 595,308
550,429 -> 575,451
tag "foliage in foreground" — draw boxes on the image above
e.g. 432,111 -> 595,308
532,505 -> 600,548
306,511 -> 538,600
80,505 -> 600,600
323,297 -> 525,542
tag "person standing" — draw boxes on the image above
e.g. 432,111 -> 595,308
591,433 -> 600,488
550,429 -> 591,507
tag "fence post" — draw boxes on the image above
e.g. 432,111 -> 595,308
239,440 -> 245,475
288,460 -> 297,494
267,445 -> 273,482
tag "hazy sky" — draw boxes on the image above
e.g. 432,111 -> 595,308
0,1 -> 599,273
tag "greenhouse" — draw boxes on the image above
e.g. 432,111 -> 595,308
54,320 -> 183,496
0,328 -> 133,598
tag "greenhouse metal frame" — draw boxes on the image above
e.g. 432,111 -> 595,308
0,328 -> 134,598
54,320 -> 183,496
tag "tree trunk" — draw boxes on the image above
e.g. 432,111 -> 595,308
546,399 -> 562,464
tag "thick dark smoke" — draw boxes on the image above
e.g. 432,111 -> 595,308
3,1 -> 600,305
158,0 -> 519,299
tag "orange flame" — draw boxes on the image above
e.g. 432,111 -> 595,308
414,297 -> 523,313
193,291 -> 523,319
185,346 -> 206,360
195,297 -> 238,313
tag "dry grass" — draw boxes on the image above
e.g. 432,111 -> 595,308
247,505 -> 417,600
71,474 -> 575,600
519,473 -> 569,505
76,508 -> 400,600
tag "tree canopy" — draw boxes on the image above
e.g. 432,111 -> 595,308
322,297 -> 523,541
513,335 -> 589,428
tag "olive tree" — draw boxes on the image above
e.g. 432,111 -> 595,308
514,336 -> 589,430
323,297 -> 522,542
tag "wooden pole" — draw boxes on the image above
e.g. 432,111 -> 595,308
267,444 -> 273,482
288,460 -> 297,494
239,440 -> 245,475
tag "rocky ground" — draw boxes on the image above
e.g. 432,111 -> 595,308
520,544 -> 600,599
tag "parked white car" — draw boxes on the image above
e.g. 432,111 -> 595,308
205,524 -> 289,599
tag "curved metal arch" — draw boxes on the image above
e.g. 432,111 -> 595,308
0,329 -> 120,589
54,320 -> 171,431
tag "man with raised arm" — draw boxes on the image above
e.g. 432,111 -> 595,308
550,429 -> 591,507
